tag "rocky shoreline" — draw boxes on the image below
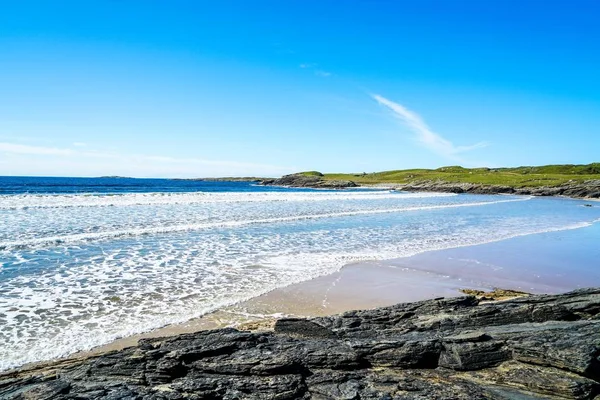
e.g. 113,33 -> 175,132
260,174 -> 358,189
390,179 -> 600,199
259,173 -> 600,199
1,288 -> 599,399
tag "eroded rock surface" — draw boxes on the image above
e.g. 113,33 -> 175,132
260,175 -> 600,199
395,179 -> 600,199
1,289 -> 599,399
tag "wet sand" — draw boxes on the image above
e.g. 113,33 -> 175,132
79,260 -> 484,356
80,220 -> 600,357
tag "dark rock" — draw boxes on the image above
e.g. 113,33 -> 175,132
1,288 -> 599,399
443,330 -> 491,343
274,318 -> 337,339
261,173 -> 600,198
362,339 -> 441,368
259,174 -> 357,189
17,379 -> 70,400
395,179 -> 600,199
439,341 -> 510,371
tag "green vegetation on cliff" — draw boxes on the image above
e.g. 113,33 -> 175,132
297,171 -> 324,177
315,163 -> 600,188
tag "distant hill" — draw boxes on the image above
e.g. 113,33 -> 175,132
260,163 -> 600,198
316,163 -> 600,188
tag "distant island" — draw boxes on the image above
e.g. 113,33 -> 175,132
260,163 -> 600,198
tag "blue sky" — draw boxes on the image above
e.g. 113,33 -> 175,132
1,0 -> 599,177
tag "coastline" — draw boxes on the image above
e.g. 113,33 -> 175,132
74,261 -> 481,357
73,218 -> 600,359
259,172 -> 600,199
4,287 -> 599,399
2,186 -> 600,375
3,215 -> 599,400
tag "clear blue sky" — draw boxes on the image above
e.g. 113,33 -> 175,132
1,0 -> 599,177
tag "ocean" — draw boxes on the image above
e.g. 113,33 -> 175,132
1,176 -> 599,371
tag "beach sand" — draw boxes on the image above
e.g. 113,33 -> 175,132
78,259 -> 484,356
78,221 -> 600,357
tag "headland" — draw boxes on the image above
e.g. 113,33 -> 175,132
260,163 -> 600,199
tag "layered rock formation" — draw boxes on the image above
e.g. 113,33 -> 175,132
2,288 -> 599,399
394,179 -> 600,199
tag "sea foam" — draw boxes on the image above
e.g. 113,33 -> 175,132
0,190 -> 598,371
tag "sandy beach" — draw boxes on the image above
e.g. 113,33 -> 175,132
79,218 -> 600,358
78,260 -> 472,356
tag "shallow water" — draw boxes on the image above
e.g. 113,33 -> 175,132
393,217 -> 600,293
1,178 -> 599,371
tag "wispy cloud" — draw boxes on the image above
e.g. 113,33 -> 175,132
300,63 -> 333,77
0,142 -> 75,156
371,94 -> 489,160
315,70 -> 332,77
0,142 -> 293,178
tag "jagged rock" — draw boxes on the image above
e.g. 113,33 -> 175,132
395,179 -> 600,199
262,174 -> 600,198
1,289 -> 599,399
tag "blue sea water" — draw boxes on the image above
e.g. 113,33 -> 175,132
0,176 -> 318,195
0,176 -> 599,371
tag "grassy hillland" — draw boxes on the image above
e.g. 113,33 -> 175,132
302,163 -> 600,188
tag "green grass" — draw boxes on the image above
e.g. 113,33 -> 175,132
298,171 -> 324,177
317,163 -> 600,188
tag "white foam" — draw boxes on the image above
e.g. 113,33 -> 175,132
0,191 -> 455,210
0,197 -> 531,250
0,191 -> 598,372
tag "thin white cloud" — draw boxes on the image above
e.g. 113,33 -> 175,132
0,142 -> 293,178
299,63 -> 332,77
72,142 -> 87,147
372,94 -> 489,160
315,70 -> 332,77
0,142 -> 75,156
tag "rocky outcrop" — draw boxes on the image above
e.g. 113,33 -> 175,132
260,174 -> 600,199
2,288 -> 599,399
260,174 -> 358,189
394,180 -> 600,199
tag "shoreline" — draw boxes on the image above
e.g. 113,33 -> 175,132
0,256 -> 503,373
2,199 -> 599,374
4,288 -> 599,399
72,217 -> 600,360
259,172 -> 600,199
0,253 -> 544,376
73,261 -> 485,358
7,215 -> 599,373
